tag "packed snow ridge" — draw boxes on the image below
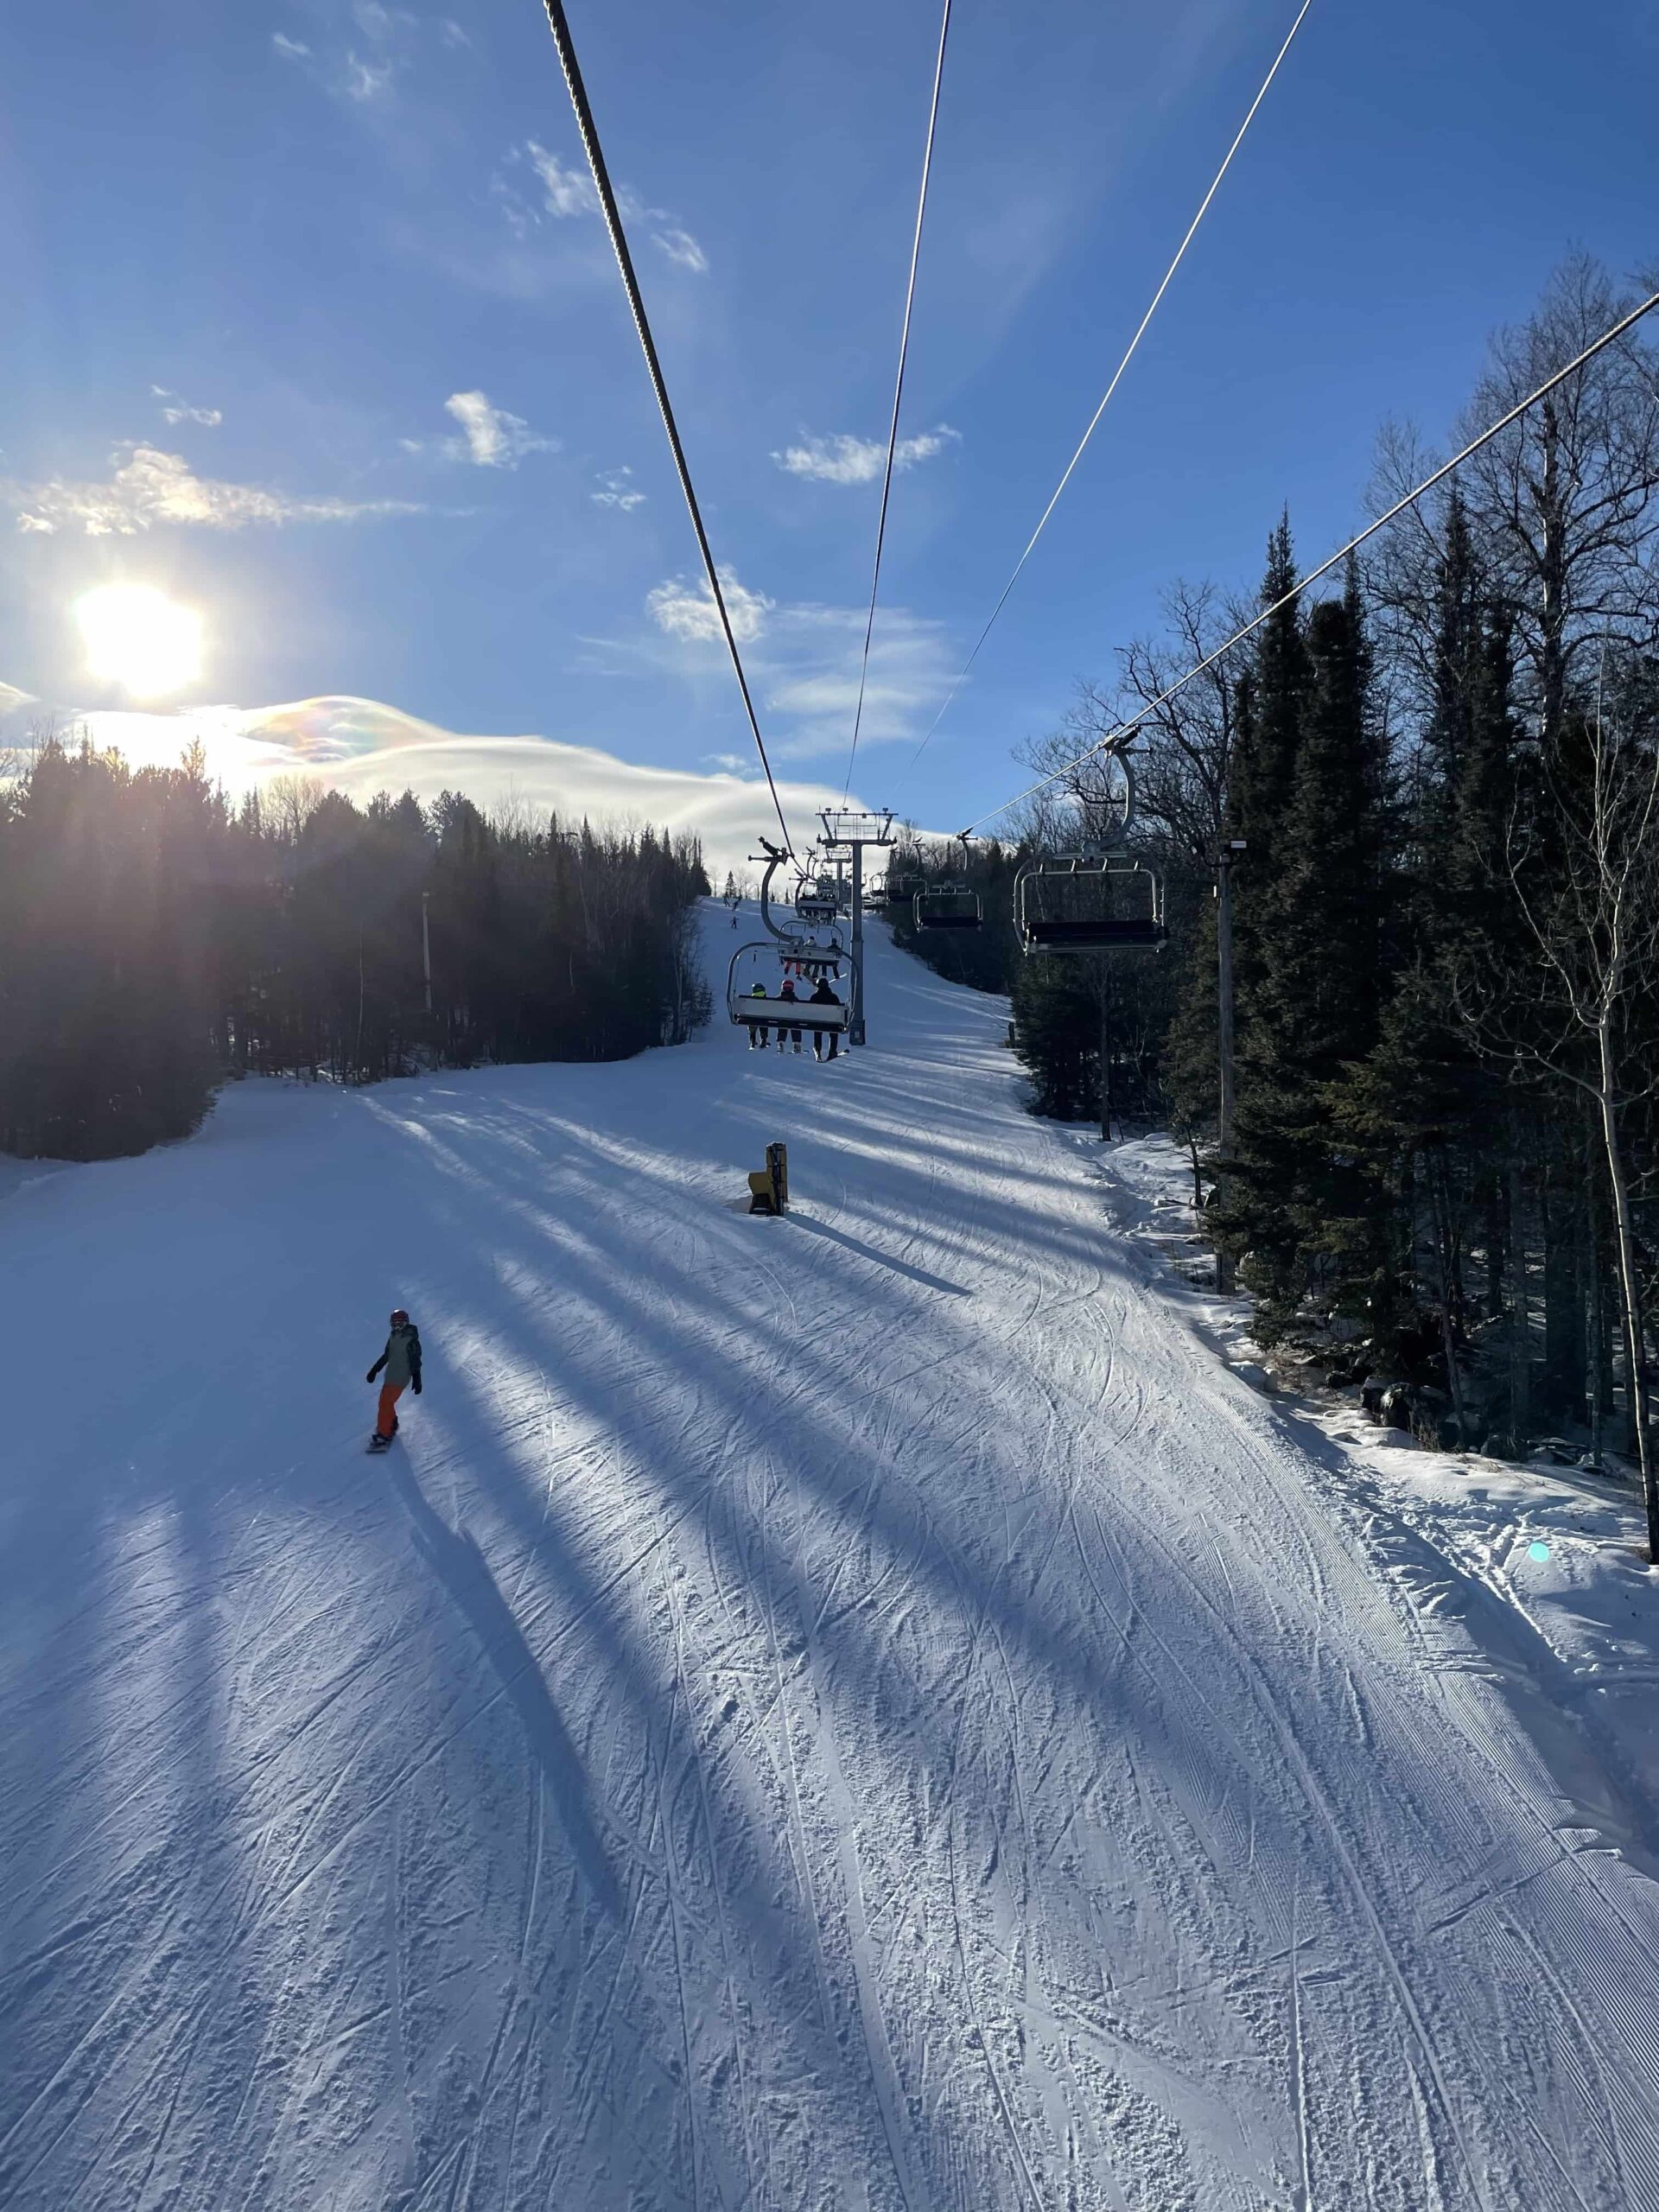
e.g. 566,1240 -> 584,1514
3,903 -> 1656,2211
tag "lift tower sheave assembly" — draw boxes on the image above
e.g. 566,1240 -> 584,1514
818,810 -> 894,1047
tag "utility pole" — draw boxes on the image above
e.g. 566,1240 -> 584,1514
422,891 -> 433,1016
1215,839 -> 1246,1290
1097,957 -> 1113,1143
819,809 -> 894,1048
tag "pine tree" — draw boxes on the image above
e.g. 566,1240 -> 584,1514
1224,569 -> 1386,1332
1225,514 -> 1308,1019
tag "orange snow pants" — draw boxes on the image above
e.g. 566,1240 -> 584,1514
376,1382 -> 405,1439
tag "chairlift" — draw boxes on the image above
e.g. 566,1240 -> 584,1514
1014,853 -> 1166,954
794,874 -> 839,924
727,942 -> 853,1038
913,882 -> 982,931
778,935 -> 846,983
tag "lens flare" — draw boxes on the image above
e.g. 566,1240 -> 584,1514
75,584 -> 203,698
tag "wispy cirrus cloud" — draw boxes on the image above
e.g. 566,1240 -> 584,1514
647,567 -> 773,645
772,424 -> 960,486
151,385 -> 222,429
591,467 -> 645,512
639,567 -> 956,760
440,391 -> 556,468
5,445 -> 423,536
653,228 -> 709,275
495,140 -> 710,275
270,3 -> 457,106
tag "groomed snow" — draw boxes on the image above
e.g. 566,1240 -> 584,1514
3,903 -> 1657,2210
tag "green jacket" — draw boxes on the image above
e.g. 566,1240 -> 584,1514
369,1323 -> 422,1390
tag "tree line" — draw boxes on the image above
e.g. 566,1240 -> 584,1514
895,256 -> 1659,1536
0,736 -> 710,1163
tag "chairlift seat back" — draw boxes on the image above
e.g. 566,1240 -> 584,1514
1023,917 -> 1166,951
732,995 -> 850,1032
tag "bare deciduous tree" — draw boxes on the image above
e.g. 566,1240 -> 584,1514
1453,674 -> 1659,1557
1370,257 -> 1659,752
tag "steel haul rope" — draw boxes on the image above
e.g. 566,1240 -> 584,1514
897,0 -> 1319,795
957,289 -> 1659,837
845,0 -> 954,799
537,0 -> 796,855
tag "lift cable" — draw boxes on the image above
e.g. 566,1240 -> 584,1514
844,0 -> 954,800
537,0 -> 796,855
895,0 -> 1318,796
955,287 -> 1659,839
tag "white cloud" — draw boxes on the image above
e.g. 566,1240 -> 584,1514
439,16 -> 469,46
4,446 -> 423,536
772,424 -> 961,486
524,141 -> 598,219
633,571 -> 955,760
151,385 -> 223,429
438,391 -> 556,469
508,142 -> 709,276
591,467 -> 645,512
647,568 -> 773,645
343,48 -> 393,100
652,228 -> 709,275
271,4 -> 431,105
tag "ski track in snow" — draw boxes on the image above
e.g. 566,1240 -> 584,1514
3,902 -> 1658,2209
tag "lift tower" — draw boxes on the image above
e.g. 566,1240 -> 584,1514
817,809 -> 895,1047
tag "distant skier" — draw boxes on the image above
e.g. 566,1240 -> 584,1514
810,976 -> 842,1061
366,1308 -> 423,1450
778,976 -> 804,1053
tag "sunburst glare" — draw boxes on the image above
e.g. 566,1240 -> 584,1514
74,583 -> 203,698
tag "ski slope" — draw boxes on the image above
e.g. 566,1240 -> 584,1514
3,902 -> 1657,2212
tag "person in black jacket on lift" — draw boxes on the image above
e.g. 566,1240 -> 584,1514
810,976 -> 842,1061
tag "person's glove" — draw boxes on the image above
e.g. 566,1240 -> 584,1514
365,1369 -> 376,1383
412,1378 -> 423,1395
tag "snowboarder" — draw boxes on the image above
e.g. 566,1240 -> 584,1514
747,980 -> 770,1049
810,976 -> 842,1060
778,976 -> 804,1053
366,1308 -> 422,1450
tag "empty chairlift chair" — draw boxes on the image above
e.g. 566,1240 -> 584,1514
912,881 -> 982,931
1014,854 -> 1167,953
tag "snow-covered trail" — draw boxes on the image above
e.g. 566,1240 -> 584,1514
3,904 -> 1657,2211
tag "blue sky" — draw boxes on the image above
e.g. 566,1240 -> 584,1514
2,0 -> 1656,847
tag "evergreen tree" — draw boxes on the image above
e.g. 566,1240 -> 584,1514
1224,572 -> 1386,1332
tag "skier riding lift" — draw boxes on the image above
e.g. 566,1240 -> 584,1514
747,980 -> 769,1050
810,975 -> 842,1062
778,975 -> 804,1054
366,1308 -> 423,1451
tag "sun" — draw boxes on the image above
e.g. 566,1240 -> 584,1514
74,583 -> 204,698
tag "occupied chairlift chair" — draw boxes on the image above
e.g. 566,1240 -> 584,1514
1014,851 -> 1167,953
794,873 -> 840,925
727,944 -> 852,1040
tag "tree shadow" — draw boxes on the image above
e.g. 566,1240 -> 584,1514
381,1452 -> 624,1921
